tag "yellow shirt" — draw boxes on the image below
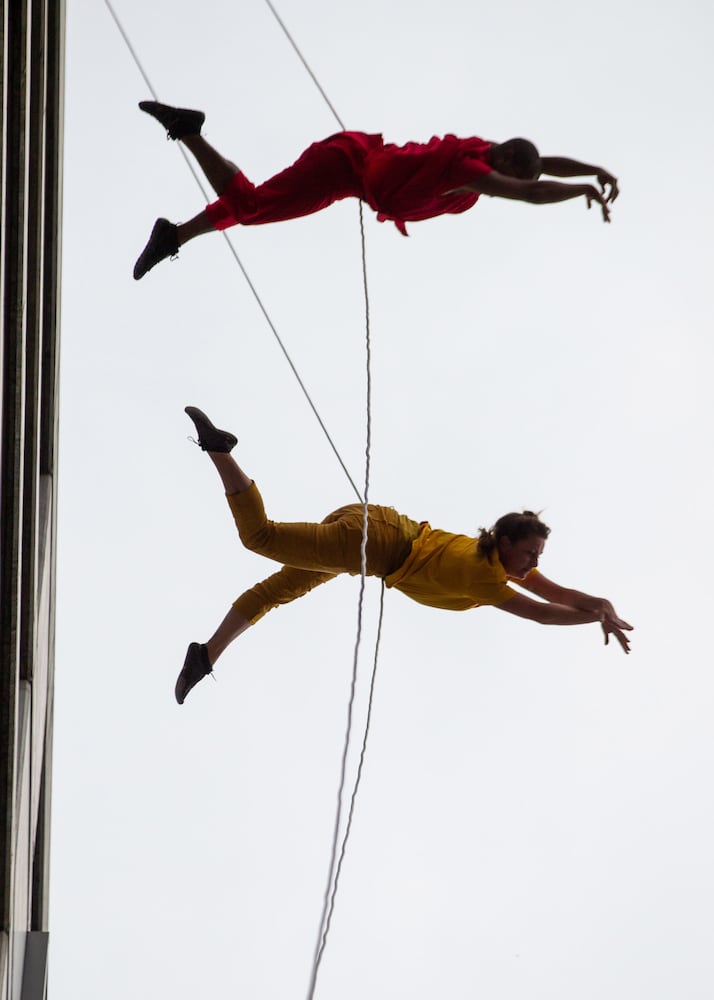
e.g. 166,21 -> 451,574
384,523 -> 517,611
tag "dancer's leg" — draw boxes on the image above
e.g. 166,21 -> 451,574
174,425 -> 253,701
205,562 -> 336,665
171,211 -> 211,246
138,102 -> 239,196
176,561 -> 336,703
174,406 -> 415,703
163,134 -> 242,247
175,456 -> 337,702
133,139 -> 243,268
134,127 -> 374,278
134,103 -> 240,265
212,137 -> 368,228
207,451 -> 252,495
205,605 -> 251,665
181,135 -> 239,196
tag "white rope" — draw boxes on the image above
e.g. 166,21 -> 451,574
309,581 -> 386,983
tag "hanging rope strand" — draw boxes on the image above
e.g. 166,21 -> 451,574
303,202 -> 373,1000
311,581 -> 386,982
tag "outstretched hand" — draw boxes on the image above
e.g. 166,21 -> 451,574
600,601 -> 632,653
591,598 -> 633,653
601,617 -> 633,653
585,186 -> 611,223
597,169 -> 619,203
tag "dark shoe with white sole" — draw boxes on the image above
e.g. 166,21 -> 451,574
184,407 -> 238,453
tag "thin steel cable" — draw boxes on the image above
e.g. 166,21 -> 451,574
261,0 -> 346,130
217,234 -> 364,501
103,0 -> 362,502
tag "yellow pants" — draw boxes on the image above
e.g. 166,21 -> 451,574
228,481 -> 420,624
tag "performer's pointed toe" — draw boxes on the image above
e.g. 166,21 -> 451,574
184,407 -> 238,453
133,218 -> 179,280
175,643 -> 213,704
139,100 -> 205,140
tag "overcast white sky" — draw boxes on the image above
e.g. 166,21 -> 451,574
51,1 -> 714,997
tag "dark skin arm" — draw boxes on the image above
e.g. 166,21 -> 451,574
447,170 -> 612,222
539,156 -> 619,203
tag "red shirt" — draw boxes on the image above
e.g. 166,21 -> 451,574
358,133 -> 493,235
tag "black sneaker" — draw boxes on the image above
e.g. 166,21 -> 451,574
175,642 -> 213,704
185,406 -> 237,453
133,218 -> 179,280
139,100 -> 205,140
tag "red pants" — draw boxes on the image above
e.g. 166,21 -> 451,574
205,131 -> 382,231
204,131 -> 488,235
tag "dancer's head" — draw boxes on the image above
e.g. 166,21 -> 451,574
479,511 -> 550,578
491,138 -> 541,180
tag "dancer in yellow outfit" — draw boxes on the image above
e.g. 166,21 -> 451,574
175,407 -> 633,703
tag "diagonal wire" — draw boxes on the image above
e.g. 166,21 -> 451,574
261,0 -> 347,130
103,0 -> 363,502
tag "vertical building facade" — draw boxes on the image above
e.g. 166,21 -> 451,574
1,1 -> 64,998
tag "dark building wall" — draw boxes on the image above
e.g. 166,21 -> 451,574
1,1 -> 64,997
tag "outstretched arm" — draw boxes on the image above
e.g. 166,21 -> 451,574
497,591 -> 632,653
540,156 -> 619,203
448,171 -> 612,222
517,570 -> 633,653
497,591 -> 599,626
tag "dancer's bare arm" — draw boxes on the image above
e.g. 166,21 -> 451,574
448,171 -> 612,222
517,570 -> 633,652
540,156 -> 619,202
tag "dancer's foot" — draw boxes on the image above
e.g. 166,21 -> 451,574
139,100 -> 205,140
185,407 -> 238,453
175,642 -> 213,704
133,218 -> 179,280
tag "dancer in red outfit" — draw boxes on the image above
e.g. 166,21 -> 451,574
133,102 -> 619,279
